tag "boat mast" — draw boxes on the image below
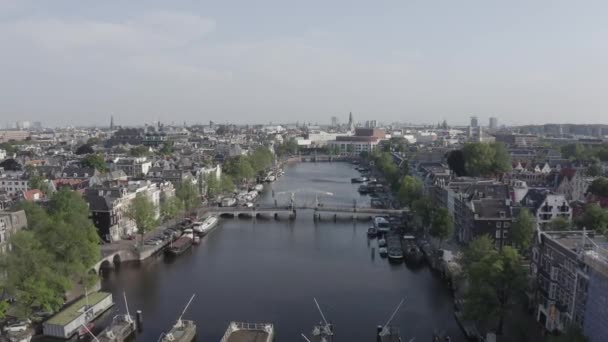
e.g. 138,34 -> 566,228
301,333 -> 313,342
81,323 -> 100,342
380,298 -> 405,336
176,294 -> 196,325
123,291 -> 133,322
314,297 -> 329,327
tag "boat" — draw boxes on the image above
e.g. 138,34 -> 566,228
367,226 -> 378,238
378,247 -> 388,257
403,235 -> 423,263
253,184 -> 264,192
165,236 -> 193,256
221,197 -> 237,207
358,185 -> 369,194
220,322 -> 274,342
193,236 -> 200,245
266,175 -> 276,182
309,298 -> 333,342
160,295 -> 197,342
98,292 -> 136,342
350,177 -> 368,183
387,234 -> 403,262
378,238 -> 387,247
192,216 -> 219,236
373,216 -> 390,233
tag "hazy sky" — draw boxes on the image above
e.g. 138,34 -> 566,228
1,0 -> 607,127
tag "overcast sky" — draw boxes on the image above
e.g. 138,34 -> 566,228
1,0 -> 607,127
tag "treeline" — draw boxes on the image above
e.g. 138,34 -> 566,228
1,189 -> 100,318
223,147 -> 274,183
561,142 -> 608,161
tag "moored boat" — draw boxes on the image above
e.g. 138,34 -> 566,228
367,226 -> 378,238
221,322 -> 274,342
98,292 -> 136,342
378,247 -> 388,257
387,234 -> 403,262
310,298 -> 333,342
192,216 -> 219,236
373,216 -> 390,234
165,236 -> 193,256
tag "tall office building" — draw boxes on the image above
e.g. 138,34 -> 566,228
470,116 -> 479,127
489,117 -> 498,130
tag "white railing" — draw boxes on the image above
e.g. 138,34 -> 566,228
220,322 -> 274,342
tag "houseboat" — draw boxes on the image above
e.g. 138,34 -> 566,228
403,235 -> 423,264
43,292 -> 114,339
165,236 -> 193,256
386,234 -> 404,262
373,217 -> 390,234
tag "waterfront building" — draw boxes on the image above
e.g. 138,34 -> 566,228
327,128 -> 386,154
531,231 -> 608,342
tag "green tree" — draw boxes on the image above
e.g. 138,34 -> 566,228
561,143 -> 587,160
4,231 -> 70,318
249,147 -> 274,173
550,217 -> 571,231
587,160 -> 603,177
75,144 -> 94,155
429,207 -> 453,247
588,177 -> 608,197
577,204 -> 608,233
81,154 -> 107,172
346,144 -> 354,154
491,142 -> 512,174
397,175 -> 422,207
28,172 -> 50,194
447,150 -> 466,176
127,193 -> 158,244
275,138 -> 298,157
462,234 -> 494,270
0,300 -> 8,320
176,181 -> 199,213
160,196 -> 183,221
204,173 -> 221,198
511,209 -> 535,252
462,142 -> 511,176
86,137 -> 101,146
464,244 -> 526,335
158,142 -> 174,156
0,142 -> 17,155
412,197 -> 434,229
220,175 -> 235,194
129,145 -> 150,157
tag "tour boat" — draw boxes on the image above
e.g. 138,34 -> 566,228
192,216 -> 218,236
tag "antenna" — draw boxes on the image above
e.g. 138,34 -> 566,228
381,298 -> 405,335
314,297 -> 329,326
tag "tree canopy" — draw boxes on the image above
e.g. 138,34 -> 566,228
511,209 -> 535,252
549,217 -> 571,231
576,204 -> 608,233
81,154 -> 107,172
588,177 -> 608,197
127,193 -> 158,243
429,207 -> 454,246
7,188 -> 100,317
462,142 -> 511,177
129,145 -> 150,157
176,181 -> 199,213
275,138 -> 298,157
160,196 -> 183,221
447,150 -> 466,176
397,175 -> 422,207
75,144 -> 94,155
464,242 -> 526,335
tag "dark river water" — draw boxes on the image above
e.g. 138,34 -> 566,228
100,162 -> 464,341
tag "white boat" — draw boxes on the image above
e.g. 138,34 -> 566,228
266,175 -> 276,182
192,216 -> 219,236
221,197 -> 237,207
183,229 -> 194,239
254,184 -> 263,192
378,238 -> 387,247
373,217 -> 390,233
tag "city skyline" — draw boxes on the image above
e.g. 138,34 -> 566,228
2,1 -> 608,126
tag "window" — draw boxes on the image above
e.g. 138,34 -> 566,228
503,222 -> 510,228
496,222 -> 502,228
551,266 -> 559,281
549,283 -> 557,300
495,229 -> 502,239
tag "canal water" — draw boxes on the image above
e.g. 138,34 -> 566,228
101,162 -> 464,341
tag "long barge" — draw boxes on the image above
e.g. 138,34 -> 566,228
165,236 -> 193,256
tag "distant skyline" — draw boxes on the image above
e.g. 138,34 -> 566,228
1,1 -> 607,126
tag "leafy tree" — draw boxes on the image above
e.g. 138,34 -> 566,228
81,154 -> 107,172
28,172 -> 50,194
127,193 -> 158,244
587,161 -> 603,177
176,181 -> 199,213
511,209 -> 535,252
561,143 -> 587,160
588,177 -> 608,197
430,207 -> 453,247
0,300 -> 8,320
577,204 -> 608,233
86,137 -> 101,146
129,145 -> 150,157
0,142 -> 17,155
387,137 -> 408,153
549,217 -> 571,231
397,175 -> 422,206
224,157 -> 255,182
0,158 -> 22,171
464,244 -> 526,335
204,173 -> 221,198
160,196 -> 183,221
491,142 -> 512,174
462,234 -> 494,270
158,142 -> 174,156
4,231 -> 70,318
75,144 -> 94,155
462,142 -> 511,177
275,138 -> 298,157
249,147 -> 273,173
447,150 -> 466,176
412,197 -> 434,229
373,152 -> 400,189
220,175 -> 235,193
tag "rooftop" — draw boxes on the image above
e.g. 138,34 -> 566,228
46,292 -> 111,326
